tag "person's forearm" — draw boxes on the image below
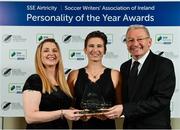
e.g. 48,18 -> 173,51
25,110 -> 62,124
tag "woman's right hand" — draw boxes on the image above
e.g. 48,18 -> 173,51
63,109 -> 83,121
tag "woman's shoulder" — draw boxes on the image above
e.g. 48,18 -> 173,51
68,67 -> 86,77
108,68 -> 120,75
28,73 -> 40,78
26,74 -> 41,82
111,69 -> 120,78
67,69 -> 79,82
111,69 -> 120,72
23,74 -> 42,92
68,69 -> 79,77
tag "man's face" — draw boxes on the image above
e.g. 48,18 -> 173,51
126,28 -> 152,60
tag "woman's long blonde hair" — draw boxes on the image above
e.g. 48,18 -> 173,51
35,38 -> 72,97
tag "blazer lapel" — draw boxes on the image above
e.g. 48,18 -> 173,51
130,51 -> 154,100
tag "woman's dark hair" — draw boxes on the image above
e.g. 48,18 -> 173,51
84,31 -> 107,54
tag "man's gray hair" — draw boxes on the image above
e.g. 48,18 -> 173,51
126,24 -> 150,38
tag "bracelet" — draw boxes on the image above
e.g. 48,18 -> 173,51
60,109 -> 63,119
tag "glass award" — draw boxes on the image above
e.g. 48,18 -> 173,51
79,82 -> 112,114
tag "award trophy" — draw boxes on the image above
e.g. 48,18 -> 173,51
79,82 -> 112,115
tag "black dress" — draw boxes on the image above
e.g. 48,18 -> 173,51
72,68 -> 116,129
22,74 -> 71,129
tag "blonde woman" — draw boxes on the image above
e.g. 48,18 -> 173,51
22,38 -> 81,129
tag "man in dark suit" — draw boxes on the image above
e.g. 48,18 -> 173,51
105,25 -> 176,129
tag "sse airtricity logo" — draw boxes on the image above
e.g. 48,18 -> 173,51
69,50 -> 85,60
2,68 -> 12,77
36,34 -> 54,43
2,34 -> 27,43
9,49 -> 27,60
62,35 -> 84,44
1,102 -> 11,111
155,34 -> 173,44
8,83 -> 23,94
2,34 -> 12,43
1,68 -> 26,77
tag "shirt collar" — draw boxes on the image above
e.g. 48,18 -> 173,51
132,50 -> 150,65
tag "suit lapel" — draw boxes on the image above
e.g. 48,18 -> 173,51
129,51 -> 154,100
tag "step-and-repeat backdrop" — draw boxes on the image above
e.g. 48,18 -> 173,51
0,1 -> 180,117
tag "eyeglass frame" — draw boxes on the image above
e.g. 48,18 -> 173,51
125,37 -> 150,44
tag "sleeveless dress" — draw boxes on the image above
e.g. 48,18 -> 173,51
72,68 -> 116,129
22,74 -> 72,129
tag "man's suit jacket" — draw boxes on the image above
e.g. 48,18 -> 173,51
120,51 -> 176,129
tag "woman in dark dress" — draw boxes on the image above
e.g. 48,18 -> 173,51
22,38 -> 81,129
67,31 -> 122,129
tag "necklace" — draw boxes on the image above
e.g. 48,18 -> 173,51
91,73 -> 99,79
89,72 -> 100,79
86,67 -> 105,80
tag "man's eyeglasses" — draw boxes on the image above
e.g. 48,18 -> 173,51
125,37 -> 149,44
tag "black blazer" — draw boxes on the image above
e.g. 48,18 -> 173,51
120,51 -> 176,129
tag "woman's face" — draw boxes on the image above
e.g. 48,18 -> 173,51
84,37 -> 105,62
41,42 -> 60,67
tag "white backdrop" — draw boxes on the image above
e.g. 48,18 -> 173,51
0,26 -> 179,117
